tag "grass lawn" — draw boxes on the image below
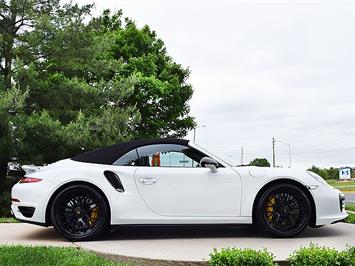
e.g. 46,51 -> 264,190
345,212 -> 355,224
0,245 -> 126,266
346,203 -> 355,212
326,179 -> 355,192
0,217 -> 19,223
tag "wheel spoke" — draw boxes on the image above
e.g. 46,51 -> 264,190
264,190 -> 308,234
55,189 -> 101,237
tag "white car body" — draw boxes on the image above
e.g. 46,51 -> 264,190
11,139 -> 347,234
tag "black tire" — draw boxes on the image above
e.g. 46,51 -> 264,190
50,184 -> 109,241
255,184 -> 311,237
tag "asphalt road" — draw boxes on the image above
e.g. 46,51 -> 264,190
345,192 -> 355,204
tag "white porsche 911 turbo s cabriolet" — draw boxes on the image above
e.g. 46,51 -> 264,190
11,138 -> 347,241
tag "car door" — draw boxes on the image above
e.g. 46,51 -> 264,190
134,144 -> 242,217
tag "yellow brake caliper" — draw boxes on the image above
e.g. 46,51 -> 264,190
89,207 -> 99,226
265,196 -> 275,222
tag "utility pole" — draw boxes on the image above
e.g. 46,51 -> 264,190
272,138 -> 276,167
241,147 -> 244,165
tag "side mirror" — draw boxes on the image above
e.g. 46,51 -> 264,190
200,157 -> 218,173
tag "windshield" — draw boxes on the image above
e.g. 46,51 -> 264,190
190,143 -> 239,166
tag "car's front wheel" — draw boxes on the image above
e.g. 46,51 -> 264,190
255,184 -> 311,237
50,184 -> 109,241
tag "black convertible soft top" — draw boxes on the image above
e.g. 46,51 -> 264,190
71,138 -> 189,165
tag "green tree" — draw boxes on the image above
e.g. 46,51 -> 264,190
308,165 -> 324,177
249,158 -> 271,167
0,2 -> 195,185
0,1 -> 140,178
0,86 -> 28,178
90,10 -> 195,138
308,165 -> 344,180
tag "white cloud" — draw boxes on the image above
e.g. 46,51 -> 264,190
74,0 -> 354,168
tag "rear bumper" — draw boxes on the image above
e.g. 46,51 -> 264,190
11,198 -> 46,224
15,218 -> 48,227
17,206 -> 35,218
11,178 -> 59,224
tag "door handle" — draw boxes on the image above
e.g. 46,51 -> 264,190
138,177 -> 157,185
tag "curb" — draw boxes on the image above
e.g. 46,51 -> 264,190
76,244 -> 208,266
85,247 -> 291,266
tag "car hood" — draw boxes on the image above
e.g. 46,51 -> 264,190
232,166 -> 312,181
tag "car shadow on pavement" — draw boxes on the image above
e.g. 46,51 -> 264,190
23,227 -> 68,242
19,223 -> 349,242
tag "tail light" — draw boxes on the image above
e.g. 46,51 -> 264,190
19,177 -> 42,184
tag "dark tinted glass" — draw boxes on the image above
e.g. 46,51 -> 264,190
137,144 -> 206,167
113,149 -> 139,166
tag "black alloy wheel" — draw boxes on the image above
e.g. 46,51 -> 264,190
51,184 -> 108,241
256,184 -> 311,237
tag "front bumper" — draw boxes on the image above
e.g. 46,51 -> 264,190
311,185 -> 348,226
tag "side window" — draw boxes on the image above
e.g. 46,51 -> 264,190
113,149 -> 139,166
136,144 -> 205,168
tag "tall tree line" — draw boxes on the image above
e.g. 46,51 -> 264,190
0,1 -> 195,181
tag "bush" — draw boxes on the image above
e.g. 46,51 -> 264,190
0,191 -> 11,217
209,247 -> 276,266
287,244 -> 354,266
0,176 -> 20,217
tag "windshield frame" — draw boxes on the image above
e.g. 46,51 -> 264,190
188,142 -> 233,167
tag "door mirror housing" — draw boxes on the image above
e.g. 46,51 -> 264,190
200,157 -> 218,173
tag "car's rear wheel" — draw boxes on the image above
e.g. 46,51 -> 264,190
255,184 -> 311,237
50,184 -> 109,241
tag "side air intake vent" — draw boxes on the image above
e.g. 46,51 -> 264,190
104,171 -> 125,192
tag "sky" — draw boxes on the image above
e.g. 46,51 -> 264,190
73,0 -> 354,169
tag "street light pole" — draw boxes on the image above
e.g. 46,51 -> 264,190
272,138 -> 276,167
276,139 -> 292,168
241,146 -> 244,165
193,125 -> 206,142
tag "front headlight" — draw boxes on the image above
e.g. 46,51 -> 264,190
307,171 -> 328,185
339,193 -> 345,212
